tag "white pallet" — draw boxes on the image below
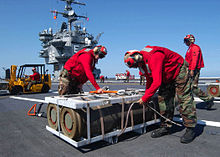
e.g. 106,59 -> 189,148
45,93 -> 142,109
206,82 -> 220,86
46,119 -> 160,147
45,93 -> 159,147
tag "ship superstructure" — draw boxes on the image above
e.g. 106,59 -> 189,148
39,0 -> 102,80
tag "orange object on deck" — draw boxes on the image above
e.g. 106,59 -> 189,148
27,104 -> 37,116
89,90 -> 118,94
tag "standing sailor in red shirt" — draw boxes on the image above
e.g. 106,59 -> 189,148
184,34 -> 214,109
124,45 -> 197,144
139,71 -> 145,85
100,75 -> 105,83
58,45 -> 107,95
125,70 -> 130,82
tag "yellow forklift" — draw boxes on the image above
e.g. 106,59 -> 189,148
8,64 -> 51,95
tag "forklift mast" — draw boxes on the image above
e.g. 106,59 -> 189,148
10,65 -> 17,82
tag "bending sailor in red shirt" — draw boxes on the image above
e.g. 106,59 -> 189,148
124,45 -> 197,144
59,45 -> 107,95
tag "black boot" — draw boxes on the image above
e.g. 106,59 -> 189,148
151,127 -> 170,138
180,127 -> 196,144
206,97 -> 214,110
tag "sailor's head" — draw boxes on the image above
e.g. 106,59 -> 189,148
32,67 -> 36,72
93,45 -> 107,59
124,50 -> 143,68
184,34 -> 195,46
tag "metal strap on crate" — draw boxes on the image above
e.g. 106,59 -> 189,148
118,100 -> 137,137
97,105 -> 105,139
81,95 -> 106,139
121,97 -> 125,130
153,101 -> 157,122
130,108 -> 134,128
143,105 -> 146,126
86,103 -> 91,143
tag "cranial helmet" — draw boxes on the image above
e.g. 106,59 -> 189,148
93,45 -> 107,58
124,50 -> 143,68
184,34 -> 195,44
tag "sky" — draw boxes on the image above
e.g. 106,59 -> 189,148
0,0 -> 220,78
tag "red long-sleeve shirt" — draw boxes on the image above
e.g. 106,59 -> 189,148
185,43 -> 204,70
64,48 -> 100,90
30,72 -> 40,81
126,71 -> 130,77
139,45 -> 184,102
139,71 -> 144,76
100,75 -> 104,79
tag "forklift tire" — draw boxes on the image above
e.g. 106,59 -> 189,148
10,86 -> 22,95
41,84 -> 50,93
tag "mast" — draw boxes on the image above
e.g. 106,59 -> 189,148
51,0 -> 87,32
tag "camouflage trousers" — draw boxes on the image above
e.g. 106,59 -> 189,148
125,76 -> 129,83
158,61 -> 197,128
58,69 -> 83,95
191,69 -> 213,101
100,78 -> 104,83
27,80 -> 37,90
140,76 -> 145,85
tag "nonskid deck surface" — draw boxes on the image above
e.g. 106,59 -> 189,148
0,83 -> 220,157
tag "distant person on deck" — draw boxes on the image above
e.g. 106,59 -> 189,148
139,71 -> 145,85
184,34 -> 214,109
100,75 -> 105,83
125,70 -> 130,82
26,67 -> 40,91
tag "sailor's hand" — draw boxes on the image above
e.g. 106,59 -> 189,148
97,88 -> 104,94
190,70 -> 194,77
138,98 -> 144,105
